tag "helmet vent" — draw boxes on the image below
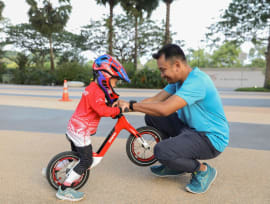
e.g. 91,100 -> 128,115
102,80 -> 109,89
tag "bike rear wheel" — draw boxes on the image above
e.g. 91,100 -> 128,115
126,126 -> 162,166
46,151 -> 90,190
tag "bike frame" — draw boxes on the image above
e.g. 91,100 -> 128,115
90,113 -> 149,169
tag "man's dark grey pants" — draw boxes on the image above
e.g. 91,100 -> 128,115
145,113 -> 221,173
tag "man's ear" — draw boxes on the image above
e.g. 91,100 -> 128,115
174,59 -> 182,71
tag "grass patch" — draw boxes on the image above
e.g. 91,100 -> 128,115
235,87 -> 270,92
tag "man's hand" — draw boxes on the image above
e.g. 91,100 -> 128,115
117,100 -> 130,112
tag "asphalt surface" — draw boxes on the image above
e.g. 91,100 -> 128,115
0,84 -> 270,204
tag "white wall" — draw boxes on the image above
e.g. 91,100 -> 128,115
202,68 -> 265,88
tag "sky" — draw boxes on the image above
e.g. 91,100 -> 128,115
2,0 -> 237,61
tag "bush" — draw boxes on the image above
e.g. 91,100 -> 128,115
123,67 -> 167,89
55,62 -> 92,85
11,68 -> 56,85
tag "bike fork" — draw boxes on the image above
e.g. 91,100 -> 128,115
137,135 -> 151,150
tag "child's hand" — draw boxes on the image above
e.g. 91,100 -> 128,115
118,100 -> 130,112
112,101 -> 118,107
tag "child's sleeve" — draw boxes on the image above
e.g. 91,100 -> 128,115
89,91 -> 120,118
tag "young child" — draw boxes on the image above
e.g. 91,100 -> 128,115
56,54 -> 130,201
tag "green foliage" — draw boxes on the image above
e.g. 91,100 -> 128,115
144,59 -> 158,69
124,67 -> 167,88
0,1 -> 4,20
207,0 -> 270,88
55,62 -> 92,85
210,41 -> 242,68
26,0 -> 72,38
187,49 -> 211,68
121,0 -> 159,18
247,58 -> 266,68
10,68 -> 55,85
246,42 -> 266,68
81,14 -> 165,63
186,42 -> 244,68
26,0 -> 72,70
5,23 -> 50,69
122,61 -> 136,77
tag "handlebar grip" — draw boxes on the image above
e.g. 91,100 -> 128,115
124,107 -> 129,112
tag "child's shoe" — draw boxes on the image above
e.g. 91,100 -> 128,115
56,186 -> 84,201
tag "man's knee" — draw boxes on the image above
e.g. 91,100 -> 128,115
154,142 -> 171,161
144,114 -> 153,126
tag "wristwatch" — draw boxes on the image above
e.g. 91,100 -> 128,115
129,100 -> 137,111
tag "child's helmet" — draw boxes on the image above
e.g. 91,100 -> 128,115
93,54 -> 130,104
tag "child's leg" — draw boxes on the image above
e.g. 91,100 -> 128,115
62,144 -> 93,188
65,134 -> 77,152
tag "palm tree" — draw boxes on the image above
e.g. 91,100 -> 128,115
95,0 -> 119,55
26,0 -> 72,71
121,0 -> 159,70
0,1 -> 4,20
162,0 -> 175,45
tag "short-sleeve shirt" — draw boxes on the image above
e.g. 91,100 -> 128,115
164,67 -> 229,152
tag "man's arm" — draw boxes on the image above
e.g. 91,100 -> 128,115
119,94 -> 187,116
140,90 -> 171,103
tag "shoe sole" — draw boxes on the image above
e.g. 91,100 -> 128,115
150,170 -> 185,178
185,169 -> 217,194
56,193 -> 84,202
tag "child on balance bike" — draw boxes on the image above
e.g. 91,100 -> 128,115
56,54 -> 130,201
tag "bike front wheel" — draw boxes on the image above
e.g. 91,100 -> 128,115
126,126 -> 162,166
46,151 -> 90,190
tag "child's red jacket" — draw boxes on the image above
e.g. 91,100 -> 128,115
66,82 -> 120,147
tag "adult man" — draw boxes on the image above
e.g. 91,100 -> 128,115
118,44 -> 229,194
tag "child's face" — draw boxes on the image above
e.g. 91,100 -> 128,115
110,78 -> 119,88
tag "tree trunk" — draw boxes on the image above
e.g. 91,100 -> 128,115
108,0 -> 113,55
49,35 -> 55,71
134,16 -> 138,70
164,1 -> 171,45
264,36 -> 270,88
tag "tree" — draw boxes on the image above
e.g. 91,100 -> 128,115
247,41 -> 266,68
5,23 -> 51,68
120,0 -> 159,70
162,0 -> 175,45
95,0 -> 119,55
210,41 -> 242,68
207,0 -> 270,88
0,1 -> 4,20
0,1 -> 5,63
5,23 -> 84,68
26,0 -> 72,71
81,14 -> 165,63
187,48 -> 211,68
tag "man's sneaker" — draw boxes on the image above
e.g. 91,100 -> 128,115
56,186 -> 84,202
185,163 -> 217,194
150,164 -> 185,177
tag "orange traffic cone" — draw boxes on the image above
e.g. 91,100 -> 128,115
59,80 -> 72,102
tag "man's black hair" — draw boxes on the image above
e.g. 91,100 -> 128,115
152,44 -> 186,62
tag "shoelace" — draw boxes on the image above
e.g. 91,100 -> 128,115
190,172 -> 202,186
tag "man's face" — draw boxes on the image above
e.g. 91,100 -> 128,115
157,55 -> 179,83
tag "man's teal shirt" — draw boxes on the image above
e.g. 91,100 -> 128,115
164,67 -> 229,152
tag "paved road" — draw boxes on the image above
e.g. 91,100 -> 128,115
0,84 -> 270,204
1,85 -> 270,150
